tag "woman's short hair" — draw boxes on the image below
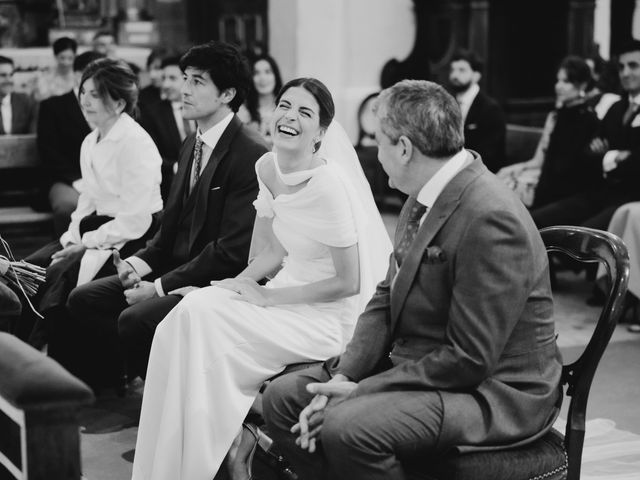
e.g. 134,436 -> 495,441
246,54 -> 283,123
79,58 -> 139,116
276,78 -> 335,130
179,41 -> 251,112
53,37 -> 78,56
559,56 -> 592,87
376,80 -> 464,158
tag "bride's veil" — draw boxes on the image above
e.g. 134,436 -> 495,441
318,121 -> 392,321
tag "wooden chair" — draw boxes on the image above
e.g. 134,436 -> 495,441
404,226 -> 630,480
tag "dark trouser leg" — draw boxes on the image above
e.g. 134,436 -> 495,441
263,365 -> 331,480
65,275 -> 129,385
48,182 -> 79,237
117,294 -> 181,380
530,193 -> 597,229
320,391 -> 444,480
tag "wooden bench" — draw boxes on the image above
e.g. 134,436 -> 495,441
0,332 -> 94,480
0,135 -> 54,252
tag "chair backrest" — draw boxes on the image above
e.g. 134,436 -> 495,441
540,226 -> 629,480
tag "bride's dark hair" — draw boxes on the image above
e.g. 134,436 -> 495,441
276,77 -> 335,130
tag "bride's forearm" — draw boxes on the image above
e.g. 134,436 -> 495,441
237,248 -> 284,282
264,275 -> 359,306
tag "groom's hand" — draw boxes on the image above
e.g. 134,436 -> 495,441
113,250 -> 141,288
124,280 -> 157,305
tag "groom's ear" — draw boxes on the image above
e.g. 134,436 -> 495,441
398,135 -> 413,165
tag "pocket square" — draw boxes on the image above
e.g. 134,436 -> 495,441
423,246 -> 447,264
210,186 -> 221,191
466,123 -> 478,130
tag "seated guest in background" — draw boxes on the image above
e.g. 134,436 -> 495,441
238,53 -> 283,147
138,55 -> 186,201
449,49 -> 506,172
33,37 -> 77,101
532,40 -> 640,230
597,202 -> 640,332
586,53 -> 622,119
37,51 -> 104,236
263,79 -> 562,480
0,56 -> 37,134
14,59 -> 163,367
92,30 -> 117,59
138,48 -> 165,107
67,41 -> 268,389
498,56 -> 600,209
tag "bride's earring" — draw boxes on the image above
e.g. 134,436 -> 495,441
311,138 -> 320,154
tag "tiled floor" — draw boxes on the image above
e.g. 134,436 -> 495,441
75,213 -> 640,479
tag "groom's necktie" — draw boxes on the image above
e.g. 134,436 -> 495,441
190,135 -> 204,193
622,101 -> 639,126
395,201 -> 427,267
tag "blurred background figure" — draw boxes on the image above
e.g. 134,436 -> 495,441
585,53 -> 622,119
33,37 -> 77,101
92,30 -> 117,59
0,55 -> 36,134
139,55 -> 186,201
238,53 -> 282,147
448,49 -> 506,173
498,56 -> 600,210
139,48 -> 165,107
37,51 -> 104,236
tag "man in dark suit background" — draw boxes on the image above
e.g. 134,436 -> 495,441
263,80 -> 562,480
138,55 -> 189,201
532,40 -> 640,230
0,56 -> 37,135
37,51 -> 104,235
449,49 -> 506,173
67,41 -> 268,385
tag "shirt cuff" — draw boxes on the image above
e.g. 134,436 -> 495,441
154,277 -> 166,297
602,150 -> 620,173
125,256 -> 152,278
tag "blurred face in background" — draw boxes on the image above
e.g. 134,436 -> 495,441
161,65 -> 183,103
93,34 -> 117,59
554,68 -> 585,106
0,62 -> 14,97
618,50 -> 640,96
449,59 -> 480,94
253,59 -> 277,96
56,48 -> 75,75
148,57 -> 163,88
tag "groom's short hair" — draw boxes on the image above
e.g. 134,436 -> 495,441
179,41 -> 250,112
376,80 -> 464,159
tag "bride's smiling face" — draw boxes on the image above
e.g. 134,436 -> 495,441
272,86 -> 323,154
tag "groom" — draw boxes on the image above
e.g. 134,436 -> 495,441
262,80 -> 562,480
66,41 -> 268,385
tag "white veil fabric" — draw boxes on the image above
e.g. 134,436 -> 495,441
248,120 -> 392,338
318,121 -> 392,318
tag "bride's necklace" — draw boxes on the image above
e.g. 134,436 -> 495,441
273,154 -> 320,186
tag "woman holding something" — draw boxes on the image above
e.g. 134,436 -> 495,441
19,58 -> 162,370
132,78 -> 391,480
238,54 -> 283,146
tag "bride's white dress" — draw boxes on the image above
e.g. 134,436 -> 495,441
132,154 -> 380,480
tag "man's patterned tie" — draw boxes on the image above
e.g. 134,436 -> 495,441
191,135 -> 204,192
395,201 -> 427,267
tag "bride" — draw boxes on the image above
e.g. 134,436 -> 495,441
131,77 -> 392,480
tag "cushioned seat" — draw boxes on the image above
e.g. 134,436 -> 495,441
406,429 -> 567,480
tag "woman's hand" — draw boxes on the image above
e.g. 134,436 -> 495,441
212,278 -> 271,306
50,244 -> 86,265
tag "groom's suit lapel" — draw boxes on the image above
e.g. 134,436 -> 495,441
390,157 -> 485,328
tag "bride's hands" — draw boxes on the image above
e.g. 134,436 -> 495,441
211,278 -> 272,307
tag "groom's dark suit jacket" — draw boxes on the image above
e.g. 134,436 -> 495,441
336,153 -> 562,451
134,115 -> 268,292
463,91 -> 506,173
